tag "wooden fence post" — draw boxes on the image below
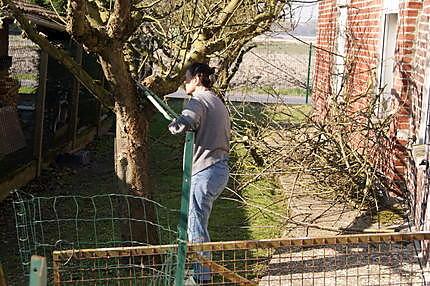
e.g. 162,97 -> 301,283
95,71 -> 104,137
68,43 -> 83,149
33,51 -> 48,177
0,262 -> 7,286
29,256 -> 47,286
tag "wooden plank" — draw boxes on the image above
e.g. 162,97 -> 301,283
33,51 -> 48,177
24,14 -> 65,32
0,117 -> 113,201
52,231 -> 430,259
52,256 -> 60,286
0,262 -> 7,286
29,256 -> 47,286
191,253 -> 256,286
0,161 -> 36,202
95,72 -> 104,137
0,106 -> 26,155
0,22 -> 9,57
95,102 -> 103,136
68,44 -> 83,149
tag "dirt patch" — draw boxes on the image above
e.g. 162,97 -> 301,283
231,40 -> 313,90
279,174 -> 408,238
259,242 -> 424,285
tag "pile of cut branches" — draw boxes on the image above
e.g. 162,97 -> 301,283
227,82 -> 396,210
285,86 -> 396,209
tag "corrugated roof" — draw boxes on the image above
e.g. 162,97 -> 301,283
14,1 -> 66,32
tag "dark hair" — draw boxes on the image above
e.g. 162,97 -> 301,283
187,62 -> 215,88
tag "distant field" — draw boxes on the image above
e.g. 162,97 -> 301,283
230,40 -> 315,96
8,34 -> 314,97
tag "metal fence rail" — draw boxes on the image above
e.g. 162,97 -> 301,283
53,232 -> 430,285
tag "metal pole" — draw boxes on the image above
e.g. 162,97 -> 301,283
305,43 -> 313,104
175,131 -> 194,286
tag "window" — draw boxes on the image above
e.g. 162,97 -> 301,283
334,0 -> 348,95
377,12 -> 398,116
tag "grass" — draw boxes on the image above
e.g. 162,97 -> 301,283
265,104 -> 312,123
18,86 -> 37,94
13,73 -> 38,94
253,41 -> 311,55
15,100 -> 310,248
236,86 -> 308,97
373,208 -> 405,226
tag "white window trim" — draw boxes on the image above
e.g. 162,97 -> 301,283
377,0 -> 400,89
376,10 -> 399,117
334,0 -> 349,95
384,0 -> 399,14
418,66 -> 430,144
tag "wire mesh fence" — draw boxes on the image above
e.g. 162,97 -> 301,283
229,37 -> 315,103
52,232 -> 430,286
13,191 -> 179,282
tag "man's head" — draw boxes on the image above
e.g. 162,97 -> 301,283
184,62 -> 215,95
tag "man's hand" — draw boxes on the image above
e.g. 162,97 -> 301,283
168,118 -> 187,134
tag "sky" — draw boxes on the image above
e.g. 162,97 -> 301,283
293,1 -> 319,23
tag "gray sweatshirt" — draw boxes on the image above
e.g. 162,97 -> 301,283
175,90 -> 230,175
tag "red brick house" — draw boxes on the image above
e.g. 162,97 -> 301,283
313,0 -> 430,240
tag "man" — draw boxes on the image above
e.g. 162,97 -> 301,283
169,62 -> 230,284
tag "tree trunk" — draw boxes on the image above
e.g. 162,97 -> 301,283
100,49 -> 159,245
115,107 -> 159,245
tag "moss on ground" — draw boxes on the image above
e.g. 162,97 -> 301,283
373,208 -> 405,226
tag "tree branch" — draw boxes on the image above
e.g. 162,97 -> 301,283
67,0 -> 111,53
2,0 -> 114,109
107,0 -> 133,41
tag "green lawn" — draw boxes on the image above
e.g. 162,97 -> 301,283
237,86 -> 308,97
18,86 -> 37,94
253,41 -> 311,55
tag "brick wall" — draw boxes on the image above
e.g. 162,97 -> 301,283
314,0 -> 430,261
313,0 -> 384,116
313,0 -> 423,187
391,0 -> 422,175
346,0 -> 382,97
407,0 -> 430,244
313,0 -> 337,118
313,0 -> 399,187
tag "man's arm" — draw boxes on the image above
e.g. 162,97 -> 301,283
168,99 -> 204,134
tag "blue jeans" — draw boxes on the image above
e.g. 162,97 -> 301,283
188,159 -> 229,282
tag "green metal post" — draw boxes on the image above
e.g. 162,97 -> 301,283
305,43 -> 313,104
29,256 -> 47,286
175,131 -> 194,286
